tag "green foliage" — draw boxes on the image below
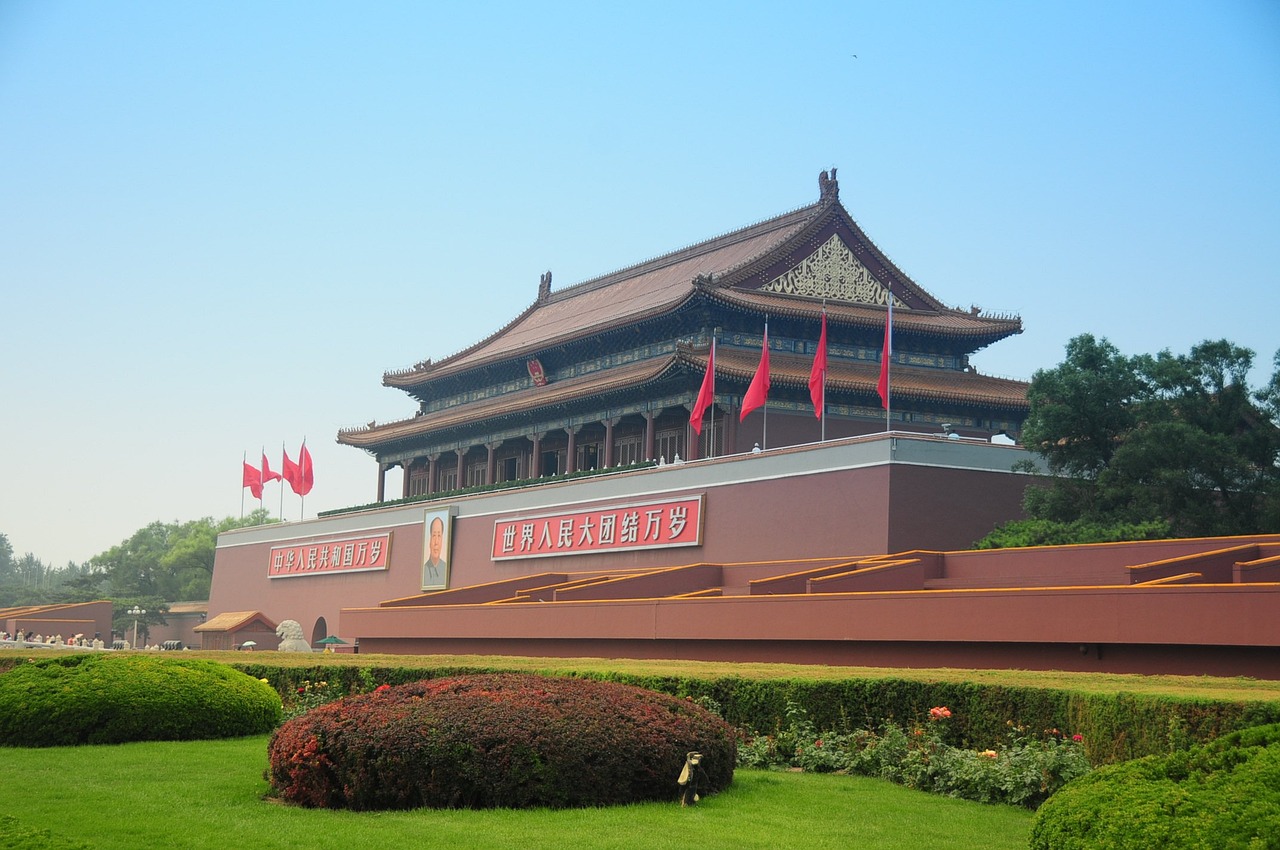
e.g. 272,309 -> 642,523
973,517 -> 1171,548
992,334 -> 1280,545
0,511 -> 277,609
736,702 -> 1090,808
240,661 -> 1280,768
89,510 -> 277,603
0,815 -> 93,850
1029,722 -> 1280,849
0,654 -> 282,746
267,673 -> 737,810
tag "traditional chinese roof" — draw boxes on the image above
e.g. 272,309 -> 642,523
193,610 -> 276,634
695,347 -> 1030,412
383,173 -> 1021,393
341,355 -> 686,449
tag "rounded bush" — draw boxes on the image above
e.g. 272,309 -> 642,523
267,672 -> 737,809
1029,722 -> 1280,849
0,654 -> 282,746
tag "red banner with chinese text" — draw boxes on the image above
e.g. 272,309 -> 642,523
268,534 -> 391,578
492,496 -> 704,560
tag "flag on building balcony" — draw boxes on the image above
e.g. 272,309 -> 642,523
261,451 -> 282,484
242,459 -> 263,500
299,442 -> 314,496
877,292 -> 893,411
740,323 -> 770,421
282,448 -> 302,495
690,339 -> 716,435
809,310 -> 827,417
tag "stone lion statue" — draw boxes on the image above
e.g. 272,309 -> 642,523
275,619 -> 313,652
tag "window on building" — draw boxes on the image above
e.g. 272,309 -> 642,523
498,455 -> 521,483
437,467 -> 458,493
577,441 -> 602,471
656,428 -> 684,463
699,419 -> 724,458
541,450 -> 561,477
615,434 -> 643,466
408,469 -> 430,497
466,461 -> 487,488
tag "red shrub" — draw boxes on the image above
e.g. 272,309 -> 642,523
267,673 -> 736,810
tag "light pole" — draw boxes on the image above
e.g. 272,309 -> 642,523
128,605 -> 146,649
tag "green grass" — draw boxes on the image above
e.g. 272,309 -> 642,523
0,735 -> 1031,850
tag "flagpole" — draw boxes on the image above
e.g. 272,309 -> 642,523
240,451 -> 246,519
762,318 -> 769,451
709,337 -> 716,458
278,442 -> 285,520
885,289 -> 893,433
820,303 -> 827,442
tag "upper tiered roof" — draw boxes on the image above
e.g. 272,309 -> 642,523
383,171 -> 1021,392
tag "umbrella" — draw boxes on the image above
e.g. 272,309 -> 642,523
239,640 -> 257,649
316,636 -> 348,645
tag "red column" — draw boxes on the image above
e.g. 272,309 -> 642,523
530,432 -> 543,478
376,463 -> 387,502
486,442 -> 498,485
427,455 -> 438,495
455,449 -> 466,488
604,418 -> 617,467
565,426 -> 578,474
402,460 -> 412,499
644,412 -> 656,461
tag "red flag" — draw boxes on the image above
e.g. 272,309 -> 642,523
690,339 -> 716,435
809,312 -> 827,417
261,452 -> 282,484
877,297 -> 893,410
740,325 -> 770,421
299,442 -> 314,496
242,461 -> 263,500
282,448 -> 302,495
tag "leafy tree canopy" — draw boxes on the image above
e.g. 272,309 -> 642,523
0,510 -> 277,613
980,335 -> 1280,547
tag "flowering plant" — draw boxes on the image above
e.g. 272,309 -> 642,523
737,702 -> 1090,809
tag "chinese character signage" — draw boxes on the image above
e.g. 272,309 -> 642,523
492,495 -> 703,560
268,534 -> 391,579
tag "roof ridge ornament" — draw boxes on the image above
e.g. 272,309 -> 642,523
819,167 -> 839,201
538,270 -> 552,303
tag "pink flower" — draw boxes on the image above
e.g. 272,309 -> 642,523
1072,734 -> 1084,743
815,740 -> 823,748
374,684 -> 391,693
929,706 -> 952,720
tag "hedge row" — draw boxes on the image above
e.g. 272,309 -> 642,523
1029,722 -> 1280,848
236,661 -> 1280,765
0,655 -> 282,746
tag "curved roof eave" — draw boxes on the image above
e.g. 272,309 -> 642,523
343,354 -> 690,451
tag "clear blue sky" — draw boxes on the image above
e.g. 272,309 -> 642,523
2,1 -> 1277,569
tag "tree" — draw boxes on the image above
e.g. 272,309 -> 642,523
981,336 -> 1280,546
87,509 -> 276,603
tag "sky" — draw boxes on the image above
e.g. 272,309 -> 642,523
2,1 -> 1278,568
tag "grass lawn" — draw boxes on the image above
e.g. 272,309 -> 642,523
0,735 -> 1031,850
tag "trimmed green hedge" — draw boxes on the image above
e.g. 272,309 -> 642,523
1029,723 -> 1280,849
242,661 -> 1280,766
267,673 -> 736,809
0,655 -> 282,746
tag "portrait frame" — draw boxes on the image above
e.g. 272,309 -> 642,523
421,507 -> 454,590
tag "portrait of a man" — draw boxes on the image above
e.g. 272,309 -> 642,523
422,509 -> 452,589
